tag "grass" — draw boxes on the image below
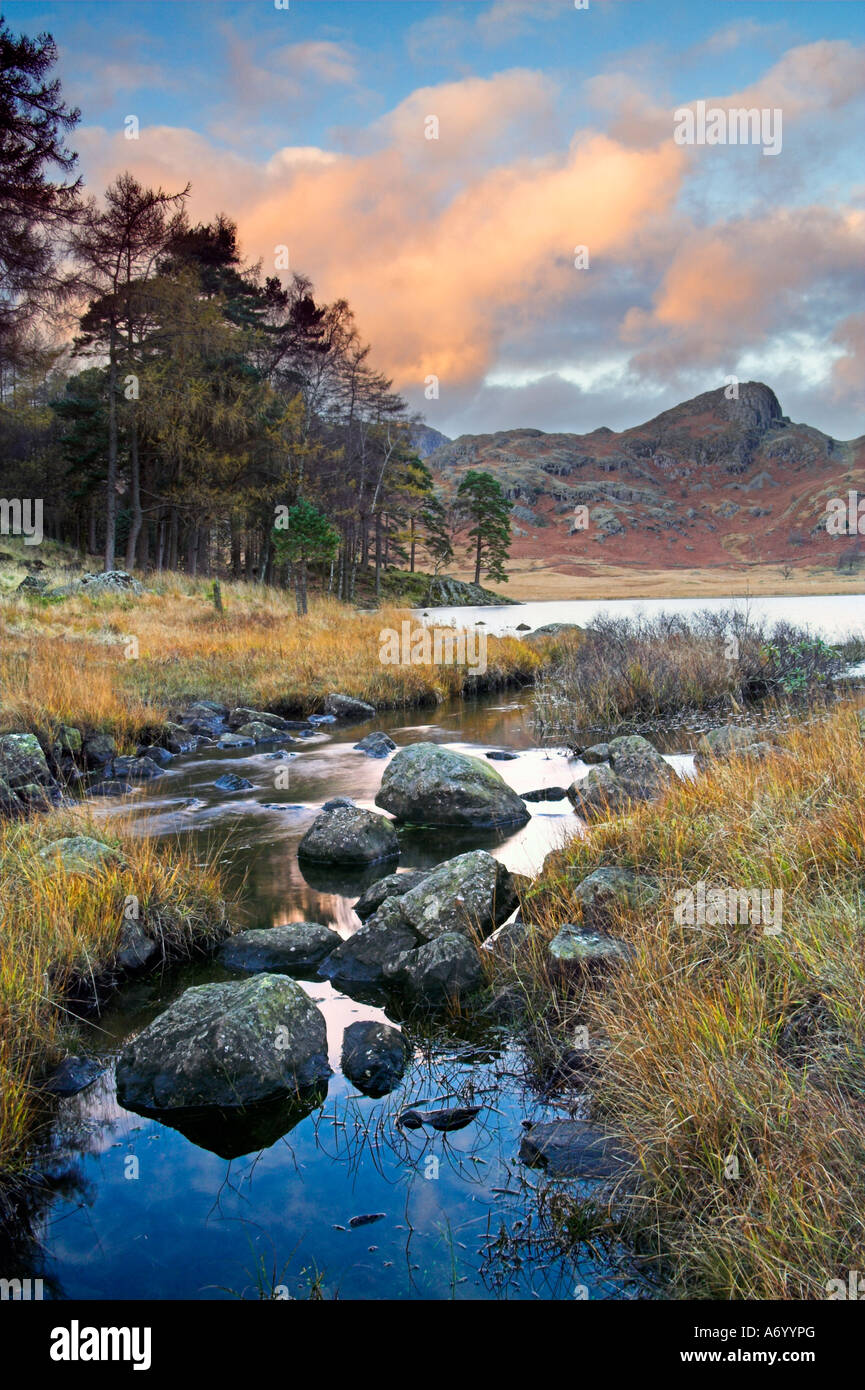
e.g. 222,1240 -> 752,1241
0,805 -> 229,1188
0,567 -> 540,750
500,704 -> 865,1298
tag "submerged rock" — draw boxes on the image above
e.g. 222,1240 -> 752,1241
519,1119 -> 631,1179
116,974 -> 331,1111
354,732 -> 396,758
214,772 -> 254,792
376,742 -> 529,828
43,1054 -> 107,1097
341,1021 -> 408,1096
218,922 -> 340,976
298,803 -> 399,865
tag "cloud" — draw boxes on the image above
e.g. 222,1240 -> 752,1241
73,39 -> 863,440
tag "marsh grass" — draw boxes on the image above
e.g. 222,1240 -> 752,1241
501,705 -> 865,1298
533,610 -> 847,743
0,806 -> 229,1185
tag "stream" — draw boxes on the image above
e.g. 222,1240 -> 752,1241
26,692 -> 697,1302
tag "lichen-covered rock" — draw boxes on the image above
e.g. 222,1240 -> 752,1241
341,1021 -> 408,1096
234,721 -> 284,744
228,707 -> 290,732
567,764 -> 632,820
581,743 -> 610,764
548,923 -> 634,966
116,974 -> 330,1111
353,869 -> 429,920
571,866 -> 660,930
218,922 -> 340,976
37,835 -> 122,875
384,931 -> 483,1005
318,909 -> 420,989
375,742 -> 529,828
298,803 -> 399,865
373,849 -> 517,944
0,732 -> 57,795
76,569 -> 144,597
81,732 -> 117,770
607,735 -> 675,798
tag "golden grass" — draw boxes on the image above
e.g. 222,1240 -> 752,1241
512,706 -> 865,1298
0,573 -> 539,748
0,806 -> 229,1182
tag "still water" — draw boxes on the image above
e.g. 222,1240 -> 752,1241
31,693 -> 667,1302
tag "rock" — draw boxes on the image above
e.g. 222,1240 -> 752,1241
348,1212 -> 385,1228
486,750 -> 518,761
521,786 -> 568,802
116,920 -> 159,972
227,707 -> 291,732
318,911 -> 420,990
486,915 -> 536,960
159,722 -> 198,754
521,623 -> 583,642
397,1105 -> 481,1132
0,731 -> 58,798
75,569 -> 144,597
38,835 -> 122,874
581,742 -> 610,764
298,803 -> 399,865
548,923 -> 634,966
515,622 -> 531,631
0,774 -> 20,817
694,724 -> 776,770
323,693 -> 376,722
89,780 -> 134,797
214,772 -> 254,792
571,866 -> 660,930
323,796 -> 355,810
43,1055 -> 107,1097
52,725 -> 83,759
384,931 -> 483,1005
607,735 -> 675,799
218,922 -> 341,976
353,869 -> 429,920
111,755 -> 165,781
567,764 -> 632,820
135,744 -> 173,766
234,721 -> 284,744
81,732 -> 117,770
116,974 -> 331,1111
218,733 -> 255,749
519,1119 -> 631,1178
307,714 -> 337,726
372,849 -> 517,944
16,574 -> 49,593
354,732 -> 396,758
375,742 -> 530,828
341,1021 -> 408,1096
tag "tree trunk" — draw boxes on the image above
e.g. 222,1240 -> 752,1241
125,410 -> 142,570
104,324 -> 119,570
410,517 -> 416,573
474,530 -> 482,585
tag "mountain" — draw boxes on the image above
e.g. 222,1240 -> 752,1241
427,383 -> 864,572
410,423 -> 451,458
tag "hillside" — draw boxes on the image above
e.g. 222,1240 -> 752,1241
427,383 -> 865,577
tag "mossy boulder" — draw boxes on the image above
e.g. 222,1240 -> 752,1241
116,974 -> 331,1111
375,742 -> 529,828
298,803 -> 400,865
218,922 -> 341,976
37,835 -> 122,875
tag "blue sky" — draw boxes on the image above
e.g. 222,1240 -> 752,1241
6,1 -> 865,438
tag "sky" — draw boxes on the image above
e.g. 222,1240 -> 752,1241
7,0 -> 864,440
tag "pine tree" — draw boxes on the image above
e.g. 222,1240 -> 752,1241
455,469 -> 512,585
